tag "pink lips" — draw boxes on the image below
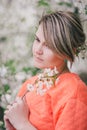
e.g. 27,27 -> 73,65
34,56 -> 43,62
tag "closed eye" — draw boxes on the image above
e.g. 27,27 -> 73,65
35,35 -> 40,42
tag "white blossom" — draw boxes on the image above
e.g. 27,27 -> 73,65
54,66 -> 59,74
55,78 -> 60,85
1,94 -> 11,108
15,72 -> 26,81
44,68 -> 51,75
44,66 -> 59,77
38,73 -> 44,80
37,81 -> 43,88
44,80 -> 53,89
1,78 -> 8,85
27,84 -> 34,91
37,88 -> 47,96
0,66 -> 7,77
47,70 -> 54,76
26,67 -> 59,95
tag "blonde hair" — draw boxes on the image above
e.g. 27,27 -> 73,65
39,11 -> 86,62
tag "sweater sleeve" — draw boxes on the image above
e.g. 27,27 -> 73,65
55,99 -> 87,130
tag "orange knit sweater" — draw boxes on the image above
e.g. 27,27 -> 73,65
18,72 -> 87,130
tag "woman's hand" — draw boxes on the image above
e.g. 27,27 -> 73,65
4,117 -> 16,130
4,97 -> 31,130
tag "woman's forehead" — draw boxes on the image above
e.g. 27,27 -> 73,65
36,25 -> 46,42
36,24 -> 43,35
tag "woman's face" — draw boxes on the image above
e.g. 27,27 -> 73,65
32,24 -> 64,69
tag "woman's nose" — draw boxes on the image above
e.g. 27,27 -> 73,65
36,44 -> 43,55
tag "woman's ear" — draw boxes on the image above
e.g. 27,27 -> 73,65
63,55 -> 73,64
64,59 -> 67,64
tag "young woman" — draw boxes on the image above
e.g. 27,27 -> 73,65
4,11 -> 87,130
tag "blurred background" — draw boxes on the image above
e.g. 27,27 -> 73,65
0,0 -> 87,129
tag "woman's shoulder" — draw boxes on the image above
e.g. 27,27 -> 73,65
57,72 -> 86,87
17,75 -> 37,97
48,72 -> 87,101
58,72 -> 81,80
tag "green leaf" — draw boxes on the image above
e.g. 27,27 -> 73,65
0,37 -> 7,42
65,2 -> 72,7
0,89 -> 4,96
23,67 -> 31,73
5,60 -> 14,66
85,10 -> 87,14
21,17 -> 26,22
31,68 -> 40,75
58,2 -> 65,5
5,60 -> 16,74
58,2 -> 72,7
22,67 -> 40,75
37,0 -> 49,7
74,7 -> 79,14
46,9 -> 53,14
3,84 -> 10,92
10,66 -> 16,74
85,5 -> 87,14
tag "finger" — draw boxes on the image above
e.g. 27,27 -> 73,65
15,96 -> 26,105
6,104 -> 12,109
15,97 -> 21,101
16,96 -> 29,113
4,103 -> 15,115
21,96 -> 29,114
22,95 -> 26,102
4,110 -> 8,115
15,97 -> 24,105
4,119 -> 14,130
4,107 -> 11,115
4,104 -> 13,115
4,114 -> 8,121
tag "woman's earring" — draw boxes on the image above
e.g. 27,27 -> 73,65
64,59 -> 67,64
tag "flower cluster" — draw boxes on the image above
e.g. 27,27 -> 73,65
27,67 -> 59,95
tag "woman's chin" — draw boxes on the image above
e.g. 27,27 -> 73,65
33,62 -> 43,69
34,64 -> 53,69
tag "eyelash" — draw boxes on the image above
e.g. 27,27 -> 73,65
34,36 -> 49,48
35,37 -> 40,42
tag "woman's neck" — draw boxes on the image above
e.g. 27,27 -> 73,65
58,64 -> 70,75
